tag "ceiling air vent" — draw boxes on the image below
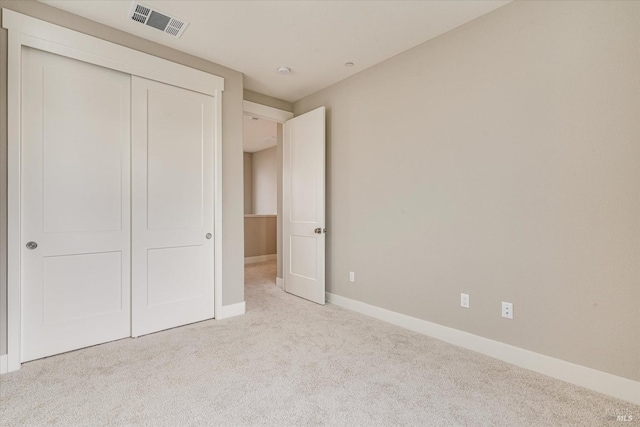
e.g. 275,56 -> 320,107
129,2 -> 189,38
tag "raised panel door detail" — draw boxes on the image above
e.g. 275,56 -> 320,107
289,126 -> 317,223
42,67 -> 124,233
147,246 -> 204,307
43,252 -> 123,324
147,90 -> 204,230
290,236 -> 317,280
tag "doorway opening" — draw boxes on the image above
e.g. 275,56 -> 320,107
242,101 -> 294,290
243,114 -> 279,284
242,101 -> 326,305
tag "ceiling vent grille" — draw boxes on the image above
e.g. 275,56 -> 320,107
128,2 -> 189,38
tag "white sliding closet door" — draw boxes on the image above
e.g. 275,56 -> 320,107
131,77 -> 215,337
21,48 -> 132,362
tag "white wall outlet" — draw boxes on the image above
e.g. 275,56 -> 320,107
349,272 -> 355,282
460,293 -> 469,308
502,302 -> 513,319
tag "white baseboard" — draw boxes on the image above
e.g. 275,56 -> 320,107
276,277 -> 284,289
326,292 -> 640,405
245,254 -> 277,264
217,301 -> 246,319
0,355 -> 7,374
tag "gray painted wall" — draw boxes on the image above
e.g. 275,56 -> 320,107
0,0 -> 246,355
0,9 -> 6,356
294,1 -> 640,381
252,147 -> 277,215
276,124 -> 284,279
244,153 -> 253,214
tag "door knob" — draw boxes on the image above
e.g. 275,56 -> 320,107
26,241 -> 38,250
206,233 -> 212,239
314,228 -> 322,234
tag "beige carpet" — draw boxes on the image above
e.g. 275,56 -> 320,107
1,260 -> 637,426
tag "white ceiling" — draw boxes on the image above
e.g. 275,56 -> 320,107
40,1 -> 510,103
243,115 -> 278,153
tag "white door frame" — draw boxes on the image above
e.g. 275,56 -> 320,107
242,101 -> 294,290
2,9 -> 225,373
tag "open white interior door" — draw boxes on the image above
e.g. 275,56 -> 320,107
283,107 -> 326,304
131,76 -> 215,336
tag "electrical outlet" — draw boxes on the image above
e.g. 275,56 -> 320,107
502,302 -> 513,319
460,293 -> 469,308
349,272 -> 355,282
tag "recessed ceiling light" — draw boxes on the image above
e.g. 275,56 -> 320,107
277,66 -> 291,74
345,62 -> 355,67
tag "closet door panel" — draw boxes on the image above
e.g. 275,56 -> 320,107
146,90 -> 204,230
21,48 -> 131,362
131,76 -> 215,337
